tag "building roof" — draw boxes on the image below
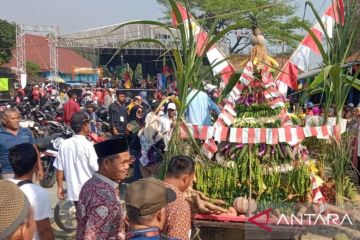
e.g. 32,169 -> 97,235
4,34 -> 92,74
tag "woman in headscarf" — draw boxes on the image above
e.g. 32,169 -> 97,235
139,102 -> 165,178
125,105 -> 145,182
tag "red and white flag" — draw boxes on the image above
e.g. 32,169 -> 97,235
276,0 -> 345,96
172,3 -> 235,87
202,138 -> 218,159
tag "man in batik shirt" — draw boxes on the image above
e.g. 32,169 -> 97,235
76,137 -> 131,240
163,155 -> 196,240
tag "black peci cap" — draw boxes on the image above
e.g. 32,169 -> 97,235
94,137 -> 129,159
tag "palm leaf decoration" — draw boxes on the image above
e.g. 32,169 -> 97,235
299,0 -> 360,124
109,0 -> 245,161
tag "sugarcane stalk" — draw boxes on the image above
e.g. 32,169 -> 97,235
248,144 -> 253,215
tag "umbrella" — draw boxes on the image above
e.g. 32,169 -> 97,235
48,76 -> 66,83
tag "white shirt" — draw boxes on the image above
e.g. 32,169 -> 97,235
160,115 -> 173,134
54,135 -> 98,201
160,115 -> 175,150
9,179 -> 51,240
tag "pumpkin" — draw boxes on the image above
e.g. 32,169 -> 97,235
233,197 -> 257,214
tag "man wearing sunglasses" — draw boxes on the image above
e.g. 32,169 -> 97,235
54,112 -> 99,208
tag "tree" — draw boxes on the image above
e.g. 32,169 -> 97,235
156,0 -> 304,54
0,19 -> 16,65
26,61 -> 40,79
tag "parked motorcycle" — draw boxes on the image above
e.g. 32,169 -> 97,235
20,120 -> 45,138
36,128 -> 73,188
96,106 -> 109,122
42,120 -> 66,136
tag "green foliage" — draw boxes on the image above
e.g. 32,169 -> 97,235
0,19 -> 16,65
114,65 -> 123,78
117,63 -> 133,81
329,137 -> 353,207
156,0 -> 305,53
110,0 -> 243,121
299,0 -> 360,124
195,155 -> 311,205
26,61 -> 40,78
235,103 -> 282,119
218,71 -> 241,103
303,135 -> 358,206
134,63 -> 143,86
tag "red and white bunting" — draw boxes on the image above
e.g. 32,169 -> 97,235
228,83 -> 243,104
263,86 -> 281,99
216,61 -> 285,127
202,138 -> 218,159
310,172 -> 327,213
183,124 -> 341,144
269,98 -> 285,109
276,0 -> 345,95
239,62 -> 254,86
213,126 -> 229,142
279,108 -> 292,126
173,3 -> 287,128
218,111 -> 234,126
224,104 -> 237,117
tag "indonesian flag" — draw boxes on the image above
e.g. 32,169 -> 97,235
276,0 -> 345,95
310,172 -> 327,213
202,138 -> 218,159
171,3 -> 235,86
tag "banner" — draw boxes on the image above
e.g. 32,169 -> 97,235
0,78 -> 9,91
20,74 -> 27,89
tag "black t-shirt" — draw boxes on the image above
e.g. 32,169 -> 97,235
108,102 -> 128,135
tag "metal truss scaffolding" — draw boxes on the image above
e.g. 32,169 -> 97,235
15,25 -> 26,76
15,24 -> 59,86
59,23 -> 181,55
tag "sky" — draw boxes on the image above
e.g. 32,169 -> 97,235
0,0 -> 332,34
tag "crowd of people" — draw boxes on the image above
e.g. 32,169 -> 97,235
0,136 -> 197,240
0,80 -> 221,240
2,78 -> 360,239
